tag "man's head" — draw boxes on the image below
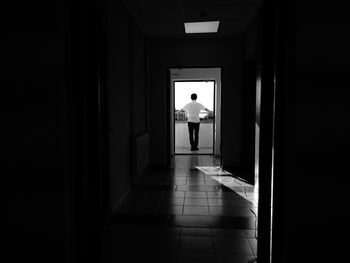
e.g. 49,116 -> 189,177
191,93 -> 197,101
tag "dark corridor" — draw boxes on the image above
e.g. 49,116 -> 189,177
3,0 -> 350,263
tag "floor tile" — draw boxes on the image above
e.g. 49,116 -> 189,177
116,203 -> 155,214
177,185 -> 209,192
183,206 -> 210,216
181,227 -> 212,237
213,216 -> 256,229
170,180 -> 187,186
216,254 -> 256,263
168,215 -> 213,228
164,191 -> 186,198
212,228 -> 246,239
111,213 -> 170,227
208,199 -> 232,207
148,234 -> 180,252
231,200 -> 256,208
180,236 -> 214,253
169,178 -> 187,183
161,197 -> 185,206
214,237 -> 254,255
205,181 -> 220,186
187,176 -> 204,181
204,186 -> 220,192
113,251 -> 178,263
185,191 -> 207,198
206,192 -> 235,199
134,226 -> 181,236
208,198 -> 253,208
156,205 -> 183,215
177,253 -> 216,263
150,253 -> 178,263
184,198 -> 208,206
172,176 -> 188,180
188,171 -> 203,176
186,181 -> 206,186
209,207 -> 255,217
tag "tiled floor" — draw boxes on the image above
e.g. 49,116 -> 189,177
102,155 -> 259,263
175,147 -> 213,154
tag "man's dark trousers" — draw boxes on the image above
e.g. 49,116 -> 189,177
188,122 -> 200,150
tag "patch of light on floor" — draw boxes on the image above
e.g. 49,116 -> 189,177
194,166 -> 259,202
194,166 -> 230,175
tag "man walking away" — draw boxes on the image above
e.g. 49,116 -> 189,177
180,93 -> 210,151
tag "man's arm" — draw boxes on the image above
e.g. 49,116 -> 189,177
202,105 -> 210,112
200,103 -> 210,112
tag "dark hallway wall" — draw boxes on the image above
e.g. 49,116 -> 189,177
131,26 -> 148,136
240,13 -> 261,182
3,1 -> 66,262
149,39 -> 243,169
105,0 -> 148,206
273,1 -> 350,262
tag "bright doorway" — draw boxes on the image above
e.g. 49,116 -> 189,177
174,81 -> 214,154
169,67 -> 222,157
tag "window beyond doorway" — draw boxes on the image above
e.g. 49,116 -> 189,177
174,81 -> 215,154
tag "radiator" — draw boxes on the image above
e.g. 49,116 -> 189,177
132,133 -> 149,176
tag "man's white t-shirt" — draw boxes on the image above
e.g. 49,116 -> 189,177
182,101 -> 206,123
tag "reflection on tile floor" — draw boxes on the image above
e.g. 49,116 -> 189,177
102,155 -> 259,263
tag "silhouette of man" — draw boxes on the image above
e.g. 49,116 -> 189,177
180,93 -> 210,151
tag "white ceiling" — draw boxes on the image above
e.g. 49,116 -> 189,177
122,0 -> 263,39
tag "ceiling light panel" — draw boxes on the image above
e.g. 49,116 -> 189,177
184,21 -> 220,33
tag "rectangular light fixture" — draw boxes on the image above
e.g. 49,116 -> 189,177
184,21 -> 220,34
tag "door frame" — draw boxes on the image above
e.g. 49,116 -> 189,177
167,66 -> 222,161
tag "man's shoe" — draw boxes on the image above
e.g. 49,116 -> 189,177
193,147 -> 199,151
